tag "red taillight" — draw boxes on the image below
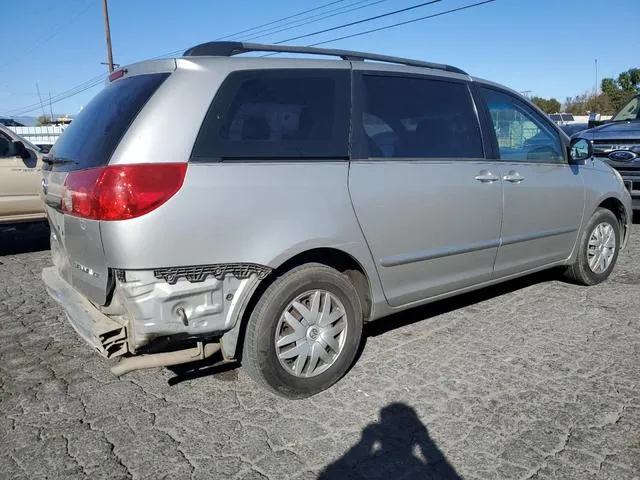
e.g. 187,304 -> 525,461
61,163 -> 187,221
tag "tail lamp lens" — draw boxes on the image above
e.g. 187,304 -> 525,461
61,163 -> 187,221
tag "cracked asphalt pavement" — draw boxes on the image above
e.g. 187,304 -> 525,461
1,222 -> 639,480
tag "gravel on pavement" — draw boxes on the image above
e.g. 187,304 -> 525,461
1,222 -> 638,480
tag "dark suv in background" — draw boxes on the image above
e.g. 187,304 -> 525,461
575,95 -> 640,211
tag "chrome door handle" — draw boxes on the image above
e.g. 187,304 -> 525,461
503,171 -> 524,183
475,170 -> 499,183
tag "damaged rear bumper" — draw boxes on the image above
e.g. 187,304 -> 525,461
42,266 -> 128,358
42,262 -> 270,361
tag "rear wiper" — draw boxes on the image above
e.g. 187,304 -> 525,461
43,156 -> 78,165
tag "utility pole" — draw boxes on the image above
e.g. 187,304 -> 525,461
593,58 -> 599,113
102,0 -> 114,72
35,83 -> 45,117
49,91 -> 54,121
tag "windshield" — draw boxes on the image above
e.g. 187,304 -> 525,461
21,137 -> 41,153
11,131 -> 41,153
612,95 -> 640,122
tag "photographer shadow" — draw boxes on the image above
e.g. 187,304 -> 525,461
318,403 -> 461,480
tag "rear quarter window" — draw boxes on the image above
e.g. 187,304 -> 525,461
49,73 -> 169,171
191,69 -> 350,161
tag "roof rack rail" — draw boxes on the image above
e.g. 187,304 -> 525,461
182,41 -> 467,75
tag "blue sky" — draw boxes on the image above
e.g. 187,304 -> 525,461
2,0 -> 638,117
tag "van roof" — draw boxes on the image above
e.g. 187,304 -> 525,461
182,41 -> 468,76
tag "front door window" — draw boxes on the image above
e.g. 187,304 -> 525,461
481,87 -> 563,163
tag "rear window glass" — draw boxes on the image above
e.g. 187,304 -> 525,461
50,73 -> 169,171
355,74 -> 483,159
191,69 -> 350,161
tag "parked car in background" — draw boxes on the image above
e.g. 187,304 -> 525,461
0,124 -> 46,227
573,94 -> 640,211
42,42 -> 632,398
559,122 -> 588,137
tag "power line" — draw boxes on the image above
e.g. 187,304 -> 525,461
155,0 -> 357,58
275,0 -> 443,44
4,1 -> 496,116
8,79 -> 105,117
3,73 -> 106,115
2,0 -> 95,71
7,80 -> 104,117
5,1 -> 350,114
171,0 -> 443,59
243,0 -> 386,42
308,0 -> 495,47
4,74 -> 106,117
216,0 -> 349,40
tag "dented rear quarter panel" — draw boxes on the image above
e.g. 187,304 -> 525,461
99,162 -> 387,319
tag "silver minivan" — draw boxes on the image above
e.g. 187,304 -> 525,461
42,42 -> 632,398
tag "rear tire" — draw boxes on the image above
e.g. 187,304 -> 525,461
242,263 -> 363,399
564,208 -> 620,285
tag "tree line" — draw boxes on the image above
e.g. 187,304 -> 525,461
530,67 -> 639,115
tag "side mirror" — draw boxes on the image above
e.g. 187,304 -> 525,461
12,140 -> 30,160
569,138 -> 592,163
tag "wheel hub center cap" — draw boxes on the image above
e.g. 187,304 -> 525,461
275,289 -> 349,379
308,327 -> 320,341
587,222 -> 616,274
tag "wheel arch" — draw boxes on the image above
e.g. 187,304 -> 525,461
221,246 -> 375,360
597,196 -> 629,245
273,247 -> 373,319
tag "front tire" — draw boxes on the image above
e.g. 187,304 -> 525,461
242,263 -> 363,398
564,208 -> 620,285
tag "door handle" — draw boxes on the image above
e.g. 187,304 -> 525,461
475,170 -> 499,183
503,171 -> 524,183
